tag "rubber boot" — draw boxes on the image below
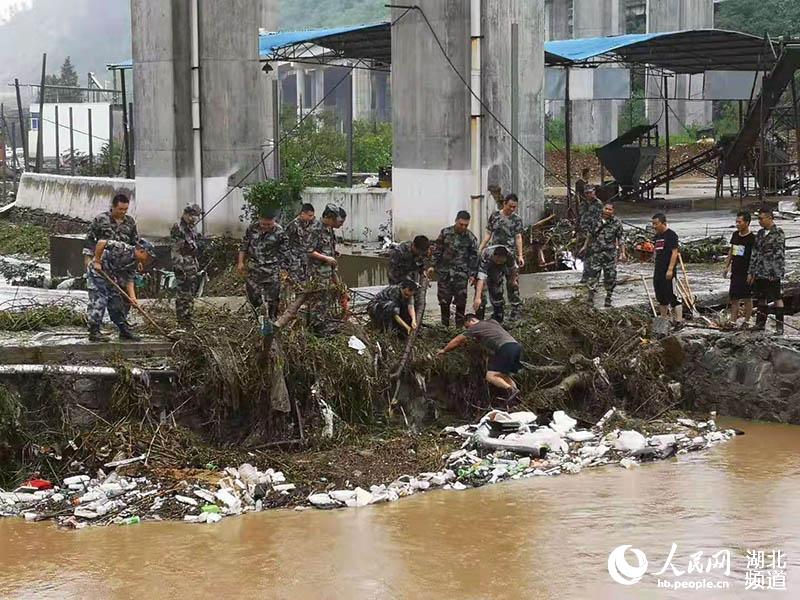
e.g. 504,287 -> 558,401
604,293 -> 613,308
88,327 -> 110,343
476,303 -> 486,321
119,325 -> 142,341
754,306 -> 768,331
268,302 -> 279,321
491,305 -> 505,324
673,303 -> 684,322
454,304 -> 466,328
440,303 -> 451,327
586,290 -> 595,306
775,306 -> 785,335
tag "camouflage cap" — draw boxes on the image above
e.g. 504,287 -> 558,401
184,204 -> 203,216
136,238 -> 157,258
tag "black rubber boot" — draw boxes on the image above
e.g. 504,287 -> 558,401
88,327 -> 110,343
604,293 -> 613,308
440,303 -> 451,327
119,326 -> 141,341
754,306 -> 768,331
775,307 -> 785,335
492,306 -> 505,324
268,302 -> 279,321
454,304 -> 466,328
476,303 -> 486,320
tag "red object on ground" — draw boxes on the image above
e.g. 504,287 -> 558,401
24,479 -> 53,490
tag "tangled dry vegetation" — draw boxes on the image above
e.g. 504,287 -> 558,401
143,297 -> 674,439
0,297 -> 680,488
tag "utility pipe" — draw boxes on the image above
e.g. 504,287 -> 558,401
469,0 -> 483,237
191,0 -> 205,232
0,365 -> 175,378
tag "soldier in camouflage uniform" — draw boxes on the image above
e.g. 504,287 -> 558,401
388,235 -> 430,310
306,204 -> 345,327
581,202 -> 626,308
84,193 -> 139,324
748,207 -> 786,334
237,209 -> 290,320
86,238 -> 155,342
430,210 -> 479,327
472,245 -> 514,323
480,193 -> 525,319
577,186 -> 604,284
367,280 -> 418,333
170,204 -> 203,328
284,203 -> 316,283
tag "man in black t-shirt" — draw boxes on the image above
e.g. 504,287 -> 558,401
723,210 -> 755,327
437,314 -> 523,402
651,213 -> 683,324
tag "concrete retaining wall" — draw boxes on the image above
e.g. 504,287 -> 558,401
14,174 -> 392,243
15,173 -> 136,222
303,187 -> 392,243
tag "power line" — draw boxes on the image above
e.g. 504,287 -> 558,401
200,6 -> 417,222
403,4 -> 572,194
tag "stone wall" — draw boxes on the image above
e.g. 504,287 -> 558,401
672,330 -> 800,424
15,173 -> 136,223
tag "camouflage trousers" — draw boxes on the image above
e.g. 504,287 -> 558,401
477,273 -> 509,323
585,251 -> 617,295
437,272 -> 470,327
174,263 -> 198,326
86,269 -> 127,332
246,276 -> 281,320
506,261 -> 522,314
368,299 -> 411,332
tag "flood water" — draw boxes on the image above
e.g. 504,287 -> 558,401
1,418 -> 798,599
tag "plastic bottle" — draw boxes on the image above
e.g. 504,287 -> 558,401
122,515 -> 141,525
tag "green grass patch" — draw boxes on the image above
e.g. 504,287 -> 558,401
0,221 -> 50,258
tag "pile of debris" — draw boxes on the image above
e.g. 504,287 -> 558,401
0,460 -> 297,528
301,408 -> 739,511
0,407 -> 739,524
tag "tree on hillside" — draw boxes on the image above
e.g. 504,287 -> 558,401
58,57 -> 81,102
717,0 -> 800,38
38,57 -> 83,103
278,0 -> 387,29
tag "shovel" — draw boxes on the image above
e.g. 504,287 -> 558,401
96,269 -> 177,340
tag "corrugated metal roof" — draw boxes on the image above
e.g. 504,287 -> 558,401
544,29 -> 773,73
111,26 -> 772,75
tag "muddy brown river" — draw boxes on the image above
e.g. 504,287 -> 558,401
1,419 -> 798,599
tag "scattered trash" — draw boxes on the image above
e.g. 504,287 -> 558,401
0,462 -> 298,527
0,409 -> 739,524
347,336 -> 367,355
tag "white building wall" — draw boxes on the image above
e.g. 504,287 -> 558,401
28,102 -> 112,159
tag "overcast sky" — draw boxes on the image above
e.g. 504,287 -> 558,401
0,0 -> 31,23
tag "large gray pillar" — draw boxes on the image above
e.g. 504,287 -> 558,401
572,0 -> 623,145
391,0 -> 471,240
132,0 -> 271,236
646,0 -> 714,136
352,69 -> 374,122
545,0 -> 571,120
546,0 -> 571,41
483,0 -> 545,225
131,0 -> 194,235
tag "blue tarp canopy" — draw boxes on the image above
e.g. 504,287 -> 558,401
111,26 -> 771,75
108,22 -> 390,71
262,22 -> 391,66
544,29 -> 773,73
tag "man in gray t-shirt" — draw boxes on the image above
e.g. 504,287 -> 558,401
437,314 -> 522,401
